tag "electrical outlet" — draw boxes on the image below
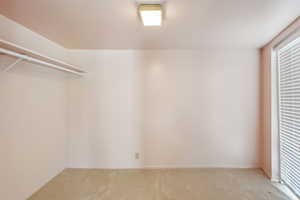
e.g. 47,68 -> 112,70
135,152 -> 140,160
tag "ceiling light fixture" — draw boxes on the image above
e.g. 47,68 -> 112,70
139,4 -> 162,26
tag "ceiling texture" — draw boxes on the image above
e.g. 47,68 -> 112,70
1,0 -> 299,49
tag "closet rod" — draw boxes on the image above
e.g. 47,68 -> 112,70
0,48 -> 84,76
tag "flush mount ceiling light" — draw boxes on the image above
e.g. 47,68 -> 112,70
139,4 -> 162,26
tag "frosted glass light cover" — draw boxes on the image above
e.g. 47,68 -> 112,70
139,5 -> 162,26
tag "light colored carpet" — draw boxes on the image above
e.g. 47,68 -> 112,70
28,168 -> 291,200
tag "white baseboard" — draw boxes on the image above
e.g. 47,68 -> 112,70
67,164 -> 260,170
143,164 -> 260,169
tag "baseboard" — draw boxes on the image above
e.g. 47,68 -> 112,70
26,167 -> 65,199
143,164 -> 260,169
67,164 -> 260,170
261,168 -> 280,182
271,178 -> 280,182
261,167 -> 272,180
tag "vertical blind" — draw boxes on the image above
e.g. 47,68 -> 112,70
278,36 -> 300,196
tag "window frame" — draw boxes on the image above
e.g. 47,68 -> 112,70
272,30 -> 300,197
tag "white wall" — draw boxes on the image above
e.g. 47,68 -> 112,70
67,49 -> 260,168
0,13 -> 261,199
0,15 -> 68,200
67,50 -> 144,168
143,50 -> 260,168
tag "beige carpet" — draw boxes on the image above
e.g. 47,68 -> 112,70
28,168 -> 291,200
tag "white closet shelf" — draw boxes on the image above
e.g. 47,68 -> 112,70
0,39 -> 85,76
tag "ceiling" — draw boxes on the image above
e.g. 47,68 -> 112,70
1,0 -> 299,49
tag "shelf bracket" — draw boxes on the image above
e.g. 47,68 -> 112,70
3,58 -> 23,72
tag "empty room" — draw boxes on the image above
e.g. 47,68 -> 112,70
0,0 -> 300,199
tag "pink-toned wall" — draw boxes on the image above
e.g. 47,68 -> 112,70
261,16 -> 300,179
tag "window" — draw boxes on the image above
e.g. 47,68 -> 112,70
277,35 -> 300,196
